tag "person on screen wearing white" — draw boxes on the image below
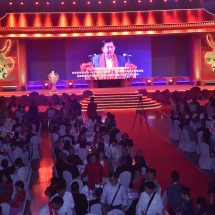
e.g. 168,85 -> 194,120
39,196 -> 64,215
101,172 -> 127,214
92,39 -> 126,68
136,181 -> 163,215
53,181 -> 76,215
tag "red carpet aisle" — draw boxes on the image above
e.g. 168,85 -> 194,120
30,131 -> 54,215
111,110 -> 210,200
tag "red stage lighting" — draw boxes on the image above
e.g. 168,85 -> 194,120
87,1 -> 90,4
35,2 -> 39,5
72,1 -> 76,4
124,0 -> 127,3
47,2 -> 50,5
169,79 -> 173,85
113,1 -> 116,4
138,0 -> 141,2
9,2 -> 12,5
147,79 -> 151,85
164,0 -> 167,2
98,1 -> 101,4
61,1 -> 65,5
20,2 -> 24,5
150,0 -> 152,2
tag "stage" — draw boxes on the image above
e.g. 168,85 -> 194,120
0,84 -> 214,97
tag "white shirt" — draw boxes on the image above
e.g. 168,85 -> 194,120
53,191 -> 75,215
11,147 -> 23,161
16,166 -> 28,182
105,58 -> 113,68
136,192 -> 163,215
110,146 -> 120,161
101,182 -> 127,206
39,203 -> 55,215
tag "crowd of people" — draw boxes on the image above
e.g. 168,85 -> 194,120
0,94 -> 214,215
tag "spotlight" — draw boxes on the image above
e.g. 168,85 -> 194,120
35,2 -> 39,5
20,2 -> 24,5
72,1 -> 76,4
147,79 -> 151,86
98,1 -> 101,4
61,1 -> 64,4
47,2 -> 50,5
169,79 -> 173,85
44,83 -> 49,89
9,2 -> 12,5
68,82 -> 73,88
124,0 -> 127,3
87,1 -> 90,4
113,1 -> 116,3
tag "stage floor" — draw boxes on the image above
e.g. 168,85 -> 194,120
0,84 -> 214,97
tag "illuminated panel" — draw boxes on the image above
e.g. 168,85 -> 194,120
59,13 -> 68,27
84,13 -> 93,26
71,13 -> 81,26
18,13 -> 28,27
111,12 -> 120,26
135,11 -> 145,25
6,14 -> 16,27
96,13 -> 105,26
33,13 -> 42,27
122,12 -> 130,25
44,14 -> 52,27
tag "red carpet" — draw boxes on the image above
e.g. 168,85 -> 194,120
111,110 -> 210,200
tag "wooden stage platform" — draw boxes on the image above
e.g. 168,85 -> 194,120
0,84 -> 214,97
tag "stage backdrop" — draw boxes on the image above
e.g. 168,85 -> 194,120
201,34 -> 215,80
0,39 -> 18,86
26,35 -> 190,81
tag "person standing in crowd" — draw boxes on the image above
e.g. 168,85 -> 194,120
101,172 -> 127,214
166,171 -> 184,215
87,97 -> 97,120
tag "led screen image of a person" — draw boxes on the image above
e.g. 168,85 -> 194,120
92,39 -> 126,68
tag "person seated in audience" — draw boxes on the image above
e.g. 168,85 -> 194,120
54,140 -> 62,160
60,101 -> 69,119
166,171 -> 184,215
109,123 -> 120,143
57,136 -> 65,151
196,195 -> 215,215
39,196 -> 64,215
129,168 -> 144,192
136,181 -> 163,215
45,103 -> 58,119
0,159 -> 14,177
71,181 -> 88,215
116,157 -> 132,177
140,168 -> 160,193
93,115 -> 103,132
98,150 -> 112,179
56,151 -> 68,178
182,119 -> 196,142
118,133 -> 134,155
121,147 -> 132,167
0,172 -> 13,204
80,153 -> 103,190
76,141 -> 89,163
77,131 -> 88,146
132,155 -> 147,173
54,180 -> 76,215
8,141 -> 23,165
66,155 -> 80,179
202,130 -> 215,158
89,187 -> 103,209
12,118 -> 22,132
17,140 -> 27,153
45,177 -> 60,199
189,97 -> 201,114
110,138 -> 120,162
64,128 -> 75,146
9,180 -> 26,215
2,134 -> 12,151
68,146 -> 83,166
196,121 -> 211,143
101,172 -> 127,214
177,187 -> 195,215
93,131 -> 104,151
63,140 -> 71,152
14,157 -> 27,182
87,96 -> 97,121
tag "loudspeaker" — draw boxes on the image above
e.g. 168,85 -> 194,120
2,86 -> 17,92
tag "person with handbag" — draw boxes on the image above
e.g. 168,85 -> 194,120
101,172 -> 127,215
136,181 -> 163,215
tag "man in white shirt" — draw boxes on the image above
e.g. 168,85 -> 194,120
8,142 -> 23,165
39,196 -> 64,215
101,172 -> 127,214
136,181 -> 163,215
53,181 -> 76,215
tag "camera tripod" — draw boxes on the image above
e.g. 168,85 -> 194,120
132,98 -> 150,133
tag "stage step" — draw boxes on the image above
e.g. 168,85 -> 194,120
81,92 -> 161,111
